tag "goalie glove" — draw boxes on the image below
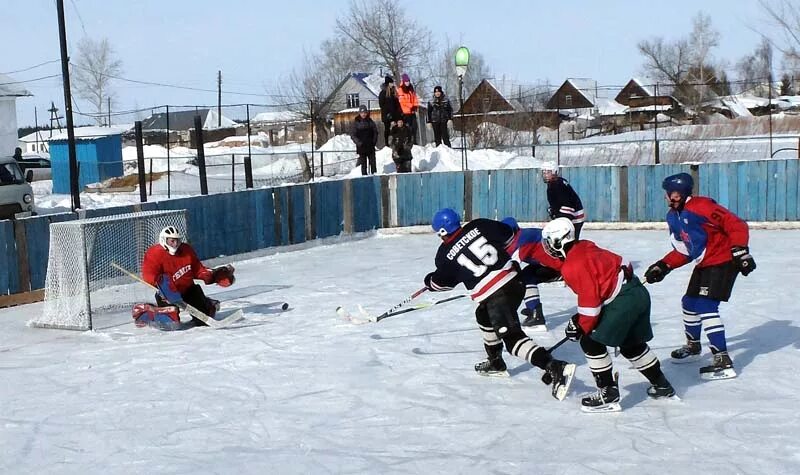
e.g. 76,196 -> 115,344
211,264 -> 236,287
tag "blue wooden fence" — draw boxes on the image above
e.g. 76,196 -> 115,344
2,159 -> 799,296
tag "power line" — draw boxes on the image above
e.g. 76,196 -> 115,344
68,62 -> 302,100
1,59 -> 62,75
0,74 -> 61,86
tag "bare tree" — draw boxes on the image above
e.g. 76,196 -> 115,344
335,0 -> 433,85
736,37 -> 774,94
760,0 -> 800,64
428,42 -> 491,101
638,12 -> 722,105
637,37 -> 692,85
72,37 -> 122,126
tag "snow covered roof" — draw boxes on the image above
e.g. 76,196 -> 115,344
631,77 -> 657,96
351,73 -> 383,98
49,125 -> 128,141
566,78 -> 599,105
251,110 -> 305,123
141,109 -> 237,131
0,73 -> 32,98
484,78 -> 543,111
594,98 -> 628,116
18,130 -> 52,143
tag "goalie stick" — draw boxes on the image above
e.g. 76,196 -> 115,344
111,262 -> 244,328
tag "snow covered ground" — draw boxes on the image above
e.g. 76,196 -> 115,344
1,229 -> 798,474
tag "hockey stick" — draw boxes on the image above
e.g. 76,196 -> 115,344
372,294 -> 467,322
547,336 -> 569,353
110,262 -> 243,328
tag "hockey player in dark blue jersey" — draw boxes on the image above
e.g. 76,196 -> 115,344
500,217 -> 562,329
423,208 -> 576,401
542,162 -> 585,239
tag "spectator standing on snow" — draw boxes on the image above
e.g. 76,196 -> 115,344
396,73 -> 420,145
427,85 -> 453,147
350,105 -> 379,175
390,117 -> 413,173
378,75 -> 402,148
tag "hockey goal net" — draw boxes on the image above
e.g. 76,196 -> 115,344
31,209 -> 187,331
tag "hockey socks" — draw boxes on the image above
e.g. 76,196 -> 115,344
682,296 -> 728,353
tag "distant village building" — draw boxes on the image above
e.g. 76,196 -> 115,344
250,110 -> 309,145
454,78 -> 558,135
0,73 -> 31,157
18,129 -> 50,154
615,78 -> 683,125
138,108 -> 240,147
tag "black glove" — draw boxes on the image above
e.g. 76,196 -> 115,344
731,246 -> 756,276
644,260 -> 671,284
424,272 -> 435,291
564,314 -> 583,342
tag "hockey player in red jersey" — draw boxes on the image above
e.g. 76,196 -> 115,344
542,218 -> 674,412
644,173 -> 755,380
423,208 -> 576,401
137,226 -> 235,328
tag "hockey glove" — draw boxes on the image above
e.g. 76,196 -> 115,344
156,274 -> 183,305
731,246 -> 756,276
212,264 -> 236,287
644,260 -> 671,284
565,314 -> 584,342
423,272 -> 435,291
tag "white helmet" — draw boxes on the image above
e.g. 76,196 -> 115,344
541,161 -> 559,182
542,218 -> 575,259
159,226 -> 183,255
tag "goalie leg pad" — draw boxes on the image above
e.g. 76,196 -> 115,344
132,303 -> 181,331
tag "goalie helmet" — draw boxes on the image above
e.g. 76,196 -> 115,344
542,217 -> 575,259
159,226 -> 183,255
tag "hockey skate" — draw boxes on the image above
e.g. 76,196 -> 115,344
521,303 -> 546,331
670,340 -> 701,364
544,359 -> 576,401
474,357 -> 509,378
699,351 -> 737,380
646,375 -> 677,399
581,384 -> 621,413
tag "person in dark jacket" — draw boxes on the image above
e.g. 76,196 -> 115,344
390,117 -> 413,173
378,75 -> 402,148
350,105 -> 379,175
427,85 -> 453,147
542,162 -> 585,239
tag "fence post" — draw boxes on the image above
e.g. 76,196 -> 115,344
654,139 -> 661,164
193,115 -> 208,195
244,155 -> 253,188
231,153 -> 236,192
245,104 -> 254,189
320,152 -> 324,177
134,121 -> 147,203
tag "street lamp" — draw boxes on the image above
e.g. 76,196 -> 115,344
455,46 -> 470,170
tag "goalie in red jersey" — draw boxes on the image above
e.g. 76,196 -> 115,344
134,226 -> 235,329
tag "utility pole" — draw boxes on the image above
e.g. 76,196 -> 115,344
56,0 -> 81,211
48,102 -> 63,136
107,97 -> 111,127
217,70 -> 222,127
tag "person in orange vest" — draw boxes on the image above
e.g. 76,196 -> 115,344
396,73 -> 420,144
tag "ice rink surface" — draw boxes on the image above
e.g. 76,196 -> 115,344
1,229 -> 799,474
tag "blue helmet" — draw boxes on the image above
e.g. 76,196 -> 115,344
501,216 -> 520,232
662,173 -> 693,196
432,208 -> 461,236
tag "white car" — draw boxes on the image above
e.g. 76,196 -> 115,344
0,156 -> 35,220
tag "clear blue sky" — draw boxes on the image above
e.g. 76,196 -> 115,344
2,0 -> 768,126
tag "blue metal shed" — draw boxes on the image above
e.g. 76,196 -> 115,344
49,130 -> 124,194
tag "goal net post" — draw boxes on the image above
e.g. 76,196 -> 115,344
30,209 -> 188,331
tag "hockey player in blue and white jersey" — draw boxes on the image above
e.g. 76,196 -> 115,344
423,208 -> 575,400
542,162 -> 585,239
500,217 -> 562,329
